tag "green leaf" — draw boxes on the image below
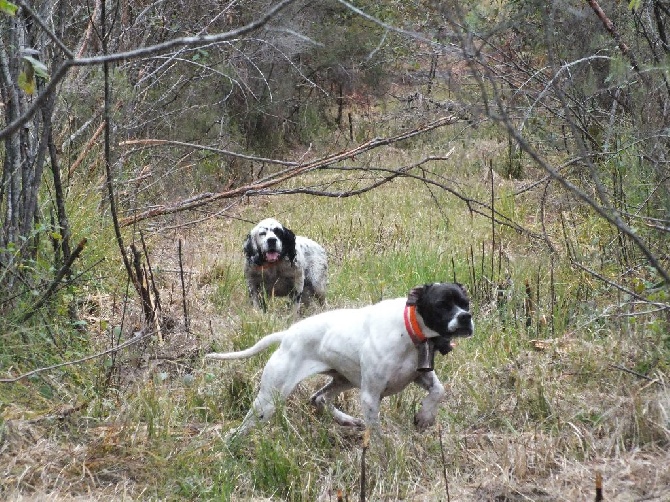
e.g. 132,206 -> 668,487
0,0 -> 18,16
629,0 -> 642,11
23,55 -> 49,80
18,71 -> 36,95
39,384 -> 54,398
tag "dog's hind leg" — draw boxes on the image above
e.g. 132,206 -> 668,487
228,350 -> 328,437
310,375 -> 364,428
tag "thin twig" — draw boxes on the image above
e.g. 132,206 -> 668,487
19,238 -> 87,322
0,330 -> 153,383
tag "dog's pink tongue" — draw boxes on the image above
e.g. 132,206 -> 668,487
265,251 -> 280,262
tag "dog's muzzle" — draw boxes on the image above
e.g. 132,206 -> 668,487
263,237 -> 281,263
449,311 -> 474,337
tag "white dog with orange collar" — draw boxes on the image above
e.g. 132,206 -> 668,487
205,282 -> 474,438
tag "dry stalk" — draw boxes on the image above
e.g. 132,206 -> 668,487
178,239 -> 190,332
595,471 -> 603,501
437,424 -> 451,502
360,428 -> 370,502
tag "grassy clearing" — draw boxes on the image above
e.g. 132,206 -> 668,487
2,125 -> 670,501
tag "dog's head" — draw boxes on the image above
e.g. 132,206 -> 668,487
243,218 -> 297,267
411,282 -> 474,352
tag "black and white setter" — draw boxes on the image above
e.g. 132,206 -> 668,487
243,218 -> 327,311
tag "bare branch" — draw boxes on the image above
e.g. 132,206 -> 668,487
119,115 -> 461,227
0,0 -> 298,141
119,139 -> 298,168
0,330 -> 154,384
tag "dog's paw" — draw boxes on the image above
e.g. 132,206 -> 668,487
413,409 -> 437,432
340,417 -> 365,428
332,410 -> 365,428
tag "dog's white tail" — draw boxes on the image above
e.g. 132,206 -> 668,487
204,331 -> 285,360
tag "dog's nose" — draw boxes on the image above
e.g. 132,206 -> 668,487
267,237 -> 277,247
458,312 -> 472,324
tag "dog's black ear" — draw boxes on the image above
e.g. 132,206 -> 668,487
455,282 -> 469,297
278,226 -> 297,263
406,285 -> 426,305
243,234 -> 254,257
243,233 -> 262,265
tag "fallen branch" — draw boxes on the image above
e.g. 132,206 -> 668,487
609,363 -> 660,385
118,116 -> 460,227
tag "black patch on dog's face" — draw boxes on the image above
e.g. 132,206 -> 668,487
243,233 -> 264,266
414,283 -> 473,343
276,226 -> 297,264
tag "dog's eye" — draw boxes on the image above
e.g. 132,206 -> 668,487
259,231 -> 266,237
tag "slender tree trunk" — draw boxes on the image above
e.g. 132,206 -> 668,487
0,31 -> 22,254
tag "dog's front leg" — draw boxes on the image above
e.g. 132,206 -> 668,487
288,269 -> 305,316
413,371 -> 446,431
247,282 -> 267,311
360,388 -> 383,430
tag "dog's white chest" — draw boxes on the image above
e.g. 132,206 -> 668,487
379,355 -> 421,397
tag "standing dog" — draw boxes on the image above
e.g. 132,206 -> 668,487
205,282 -> 474,437
243,218 -> 327,311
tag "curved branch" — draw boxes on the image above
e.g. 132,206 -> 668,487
0,330 -> 153,384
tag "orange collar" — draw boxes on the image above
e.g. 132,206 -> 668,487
404,304 -> 426,345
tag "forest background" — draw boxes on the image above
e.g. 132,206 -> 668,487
1,0 -> 669,500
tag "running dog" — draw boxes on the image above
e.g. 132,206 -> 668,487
205,282 -> 474,437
